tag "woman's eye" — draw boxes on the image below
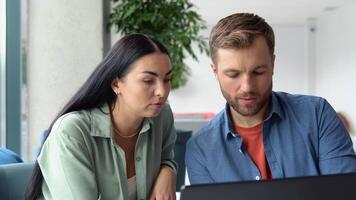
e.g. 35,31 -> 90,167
164,77 -> 172,83
143,79 -> 154,84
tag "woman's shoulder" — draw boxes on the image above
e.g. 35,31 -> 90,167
153,103 -> 174,121
56,110 -> 91,127
51,110 -> 92,140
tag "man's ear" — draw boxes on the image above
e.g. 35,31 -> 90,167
272,54 -> 275,75
211,63 -> 218,77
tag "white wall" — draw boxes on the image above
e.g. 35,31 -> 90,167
25,2 -> 356,159
314,1 -> 356,131
273,25 -> 307,94
27,0 -> 103,159
25,3 -> 311,158
169,26 -> 225,114
169,24 -> 307,114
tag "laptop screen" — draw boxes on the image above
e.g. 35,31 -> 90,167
180,172 -> 356,200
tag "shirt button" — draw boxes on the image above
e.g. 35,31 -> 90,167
238,149 -> 242,153
255,176 -> 260,180
136,157 -> 141,162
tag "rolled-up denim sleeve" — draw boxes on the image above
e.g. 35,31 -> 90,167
185,136 -> 214,184
318,99 -> 356,174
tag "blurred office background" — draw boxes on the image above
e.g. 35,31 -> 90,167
1,0 -> 356,161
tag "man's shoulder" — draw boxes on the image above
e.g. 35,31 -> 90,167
273,91 -> 326,106
189,109 -> 226,146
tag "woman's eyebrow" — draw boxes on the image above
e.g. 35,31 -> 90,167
141,70 -> 172,76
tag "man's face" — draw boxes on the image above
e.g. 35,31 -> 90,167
212,36 -> 275,118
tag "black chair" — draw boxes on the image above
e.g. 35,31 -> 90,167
174,129 -> 192,191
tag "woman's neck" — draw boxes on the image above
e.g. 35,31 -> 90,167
110,104 -> 143,137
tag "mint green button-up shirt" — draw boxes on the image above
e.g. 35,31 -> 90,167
37,103 -> 177,200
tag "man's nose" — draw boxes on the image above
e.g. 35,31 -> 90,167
240,75 -> 254,93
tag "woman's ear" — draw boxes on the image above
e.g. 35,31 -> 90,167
111,78 -> 120,95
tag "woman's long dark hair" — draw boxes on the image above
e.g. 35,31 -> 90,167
25,33 -> 170,200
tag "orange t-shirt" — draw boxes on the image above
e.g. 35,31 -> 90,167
235,123 -> 272,179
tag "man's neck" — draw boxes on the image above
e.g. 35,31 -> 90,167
230,104 -> 269,128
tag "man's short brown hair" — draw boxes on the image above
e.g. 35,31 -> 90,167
209,13 -> 275,63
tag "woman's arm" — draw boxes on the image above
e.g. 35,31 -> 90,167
38,115 -> 99,200
149,165 -> 176,200
149,105 -> 177,200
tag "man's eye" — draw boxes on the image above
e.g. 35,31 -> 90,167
254,70 -> 265,75
226,73 -> 239,78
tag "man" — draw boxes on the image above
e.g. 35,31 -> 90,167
185,13 -> 356,184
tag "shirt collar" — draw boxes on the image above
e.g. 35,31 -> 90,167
268,92 -> 285,120
89,103 -> 152,138
222,103 -> 237,139
222,91 -> 284,139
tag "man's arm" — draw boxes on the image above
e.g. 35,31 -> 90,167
185,137 -> 214,184
317,99 -> 356,174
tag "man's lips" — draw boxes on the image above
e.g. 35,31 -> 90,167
238,97 -> 257,104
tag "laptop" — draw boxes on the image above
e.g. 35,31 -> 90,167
180,172 -> 356,200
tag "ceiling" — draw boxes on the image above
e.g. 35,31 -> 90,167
193,0 -> 353,25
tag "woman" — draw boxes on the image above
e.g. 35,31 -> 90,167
26,34 -> 177,200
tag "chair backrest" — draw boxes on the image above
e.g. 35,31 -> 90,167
0,148 -> 23,164
0,162 -> 35,200
174,129 -> 192,191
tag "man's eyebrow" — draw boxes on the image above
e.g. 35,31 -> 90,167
255,65 -> 268,69
222,65 -> 268,73
222,68 -> 240,73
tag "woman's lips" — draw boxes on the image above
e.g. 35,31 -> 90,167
151,102 -> 163,108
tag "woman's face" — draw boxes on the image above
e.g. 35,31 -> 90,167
112,52 -> 172,118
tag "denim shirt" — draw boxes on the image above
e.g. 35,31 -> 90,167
186,92 -> 356,184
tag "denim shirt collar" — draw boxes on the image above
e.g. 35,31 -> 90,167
89,103 -> 152,138
222,91 -> 285,140
268,92 -> 285,120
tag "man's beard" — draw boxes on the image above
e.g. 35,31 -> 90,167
220,86 -> 271,117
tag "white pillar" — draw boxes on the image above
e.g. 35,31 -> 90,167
27,0 -> 104,159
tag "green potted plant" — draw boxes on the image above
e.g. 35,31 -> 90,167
109,0 -> 209,89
